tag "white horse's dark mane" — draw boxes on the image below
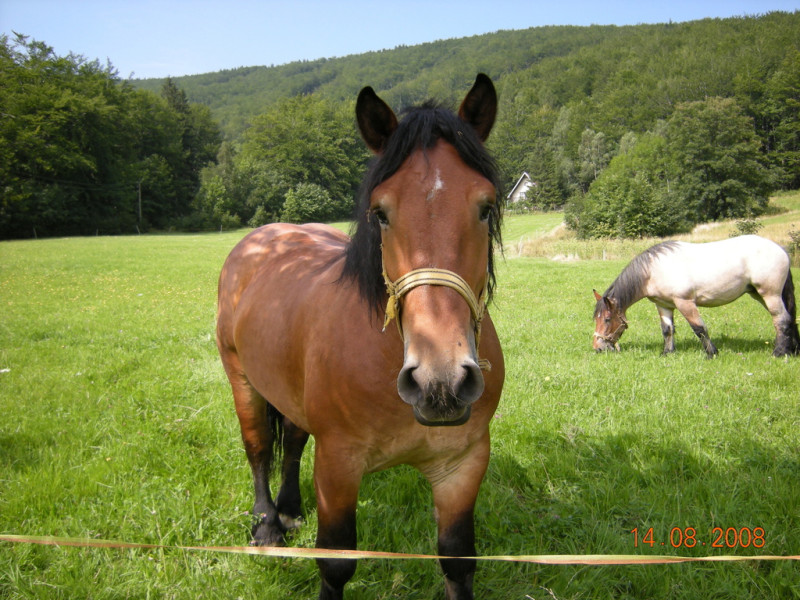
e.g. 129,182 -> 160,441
605,241 -> 681,310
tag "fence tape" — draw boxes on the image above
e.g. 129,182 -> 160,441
2,534 -> 799,565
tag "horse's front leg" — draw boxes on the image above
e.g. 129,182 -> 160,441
675,299 -> 717,357
656,305 -> 676,354
426,438 -> 491,600
313,440 -> 363,600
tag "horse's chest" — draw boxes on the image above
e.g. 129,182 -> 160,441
361,427 -> 481,474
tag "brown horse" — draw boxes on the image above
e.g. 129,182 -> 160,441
216,74 -> 504,599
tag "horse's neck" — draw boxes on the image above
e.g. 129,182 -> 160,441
608,292 -> 631,315
609,273 -> 648,312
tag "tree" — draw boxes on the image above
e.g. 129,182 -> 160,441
566,131 -> 690,238
489,101 -> 579,209
0,34 -> 139,237
195,146 -> 291,229
667,97 -> 772,221
0,35 -> 222,238
763,49 -> 800,189
567,98 -> 774,239
155,78 -> 222,226
577,128 -> 612,192
8,13 -> 800,236
202,94 -> 369,226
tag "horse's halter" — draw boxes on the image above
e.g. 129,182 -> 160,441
593,314 -> 628,350
381,261 -> 491,371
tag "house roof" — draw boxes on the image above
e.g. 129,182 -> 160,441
506,171 -> 532,199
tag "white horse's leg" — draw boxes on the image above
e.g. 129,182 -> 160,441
656,305 -> 676,354
760,292 -> 798,357
674,299 -> 718,357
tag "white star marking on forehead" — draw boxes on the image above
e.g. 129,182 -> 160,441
426,169 -> 444,202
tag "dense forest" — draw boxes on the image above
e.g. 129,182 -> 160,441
1,34 -> 221,238
2,12 -> 799,239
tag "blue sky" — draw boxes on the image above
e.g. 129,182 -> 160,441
2,1 -> 798,79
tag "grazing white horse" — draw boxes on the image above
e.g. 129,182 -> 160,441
593,235 -> 800,357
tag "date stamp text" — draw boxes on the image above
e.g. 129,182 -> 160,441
631,527 -> 765,549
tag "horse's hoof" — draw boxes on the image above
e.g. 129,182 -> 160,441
251,530 -> 287,547
252,517 -> 288,547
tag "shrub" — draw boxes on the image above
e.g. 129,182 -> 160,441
788,226 -> 800,267
731,216 -> 763,237
280,183 -> 338,224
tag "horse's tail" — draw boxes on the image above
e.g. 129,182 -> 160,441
267,402 -> 285,464
781,267 -> 800,354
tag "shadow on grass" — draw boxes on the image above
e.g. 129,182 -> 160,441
0,431 -> 58,472
618,334 -> 780,356
472,430 -> 800,598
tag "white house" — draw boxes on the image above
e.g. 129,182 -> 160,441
506,172 -> 536,207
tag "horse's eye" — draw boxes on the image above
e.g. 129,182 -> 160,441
371,208 -> 389,229
479,203 -> 494,223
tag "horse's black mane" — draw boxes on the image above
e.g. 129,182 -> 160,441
341,101 -> 503,315
604,241 -> 681,310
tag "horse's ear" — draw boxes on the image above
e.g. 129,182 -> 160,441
458,73 -> 497,142
356,86 -> 398,154
593,289 -> 602,302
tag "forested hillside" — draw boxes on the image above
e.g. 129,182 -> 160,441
3,12 -> 799,238
134,13 -> 799,141
158,11 -> 800,237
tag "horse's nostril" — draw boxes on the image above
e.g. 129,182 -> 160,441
397,364 -> 422,406
456,360 -> 484,405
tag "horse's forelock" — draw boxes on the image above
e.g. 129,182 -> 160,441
343,102 -> 503,316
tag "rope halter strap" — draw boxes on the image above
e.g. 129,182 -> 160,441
593,315 -> 628,351
382,265 -> 491,371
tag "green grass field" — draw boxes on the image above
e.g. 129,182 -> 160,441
1,202 -> 799,599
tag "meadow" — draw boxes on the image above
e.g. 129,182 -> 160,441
1,196 -> 799,599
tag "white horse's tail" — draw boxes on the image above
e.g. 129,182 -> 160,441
780,268 -> 800,354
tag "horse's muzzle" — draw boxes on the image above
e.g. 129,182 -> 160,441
593,332 -> 622,352
593,340 -> 621,352
397,358 -> 484,426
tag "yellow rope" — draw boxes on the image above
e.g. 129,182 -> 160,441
2,535 -> 798,564
382,264 -> 490,370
